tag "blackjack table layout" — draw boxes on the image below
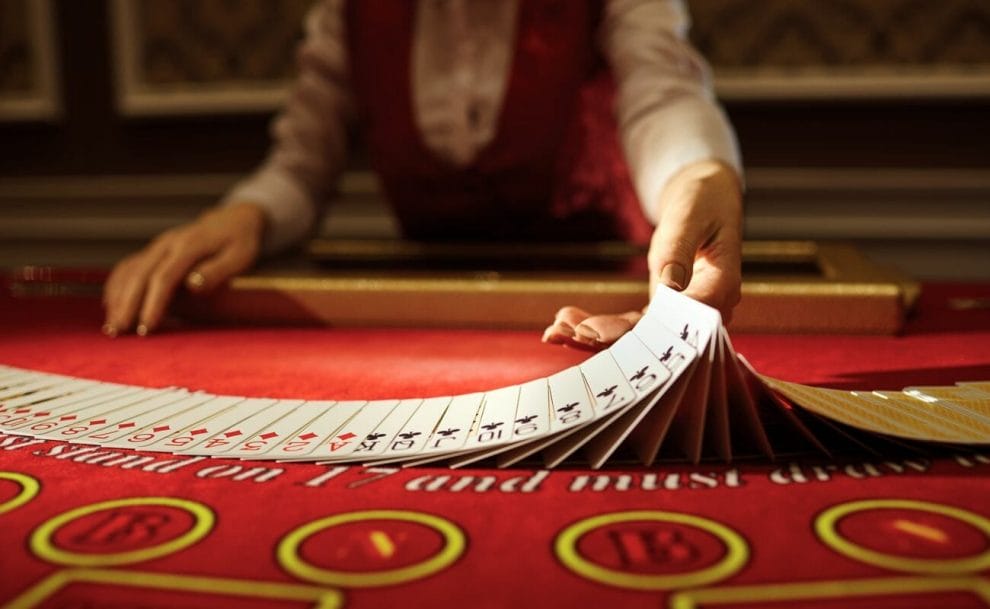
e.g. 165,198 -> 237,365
1,269 -> 989,609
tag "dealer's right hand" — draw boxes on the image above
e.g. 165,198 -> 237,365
102,202 -> 267,337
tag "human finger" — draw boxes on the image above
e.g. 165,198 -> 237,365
185,240 -> 258,293
138,238 -> 216,334
574,310 -> 643,346
104,246 -> 167,336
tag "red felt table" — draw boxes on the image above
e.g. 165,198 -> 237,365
1,283 -> 989,609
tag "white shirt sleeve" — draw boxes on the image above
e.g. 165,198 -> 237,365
603,0 -> 742,224
221,0 -> 353,254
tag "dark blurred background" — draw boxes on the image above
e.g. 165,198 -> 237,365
1,0 -> 988,278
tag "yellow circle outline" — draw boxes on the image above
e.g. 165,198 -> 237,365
30,496 -> 215,566
816,498 -> 990,574
554,510 -> 749,590
0,472 -> 41,515
277,509 -> 466,587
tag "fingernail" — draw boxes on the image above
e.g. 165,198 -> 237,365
136,323 -> 149,337
186,271 -> 205,290
102,323 -> 118,338
660,263 -> 687,290
575,323 -> 599,341
557,321 -> 575,338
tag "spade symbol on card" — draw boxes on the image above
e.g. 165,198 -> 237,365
596,385 -> 618,398
515,415 -> 536,424
596,385 -> 621,410
366,433 -> 386,441
481,422 -> 503,431
660,348 -> 673,363
557,402 -> 579,413
398,431 -> 421,440
436,428 -> 460,437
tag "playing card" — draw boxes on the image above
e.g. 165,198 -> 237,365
104,395 -> 246,450
80,393 -> 216,444
52,390 -> 194,443
719,328 -> 773,458
538,351 -> 639,468
345,399 -> 423,459
461,385 -> 521,450
368,396 -> 452,460
209,400 -> 318,458
0,379 -> 97,415
274,400 -> 385,460
0,384 -> 141,432
146,397 -> 277,452
446,378 -> 551,468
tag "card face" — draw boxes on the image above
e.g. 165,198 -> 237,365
460,386 -> 520,451
610,331 -> 675,396
0,382 -> 124,423
59,390 -> 195,444
0,385 -> 143,432
644,288 -> 722,463
579,330 -> 681,468
175,398 -> 296,456
420,392 -> 485,454
273,401 -> 370,460
0,379 -> 97,414
220,400 -> 337,459
580,351 -> 637,416
28,389 -> 184,440
547,367 -> 593,432
345,399 -> 422,459
512,378 -> 552,441
535,352 -> 641,468
374,397 -> 451,459
80,393 -> 216,444
446,379 -> 554,469
0,375 -> 77,403
626,315 -> 701,464
105,395 -> 245,449
147,397 -> 277,452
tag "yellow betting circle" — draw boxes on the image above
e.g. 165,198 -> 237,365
554,510 -> 749,590
30,496 -> 215,567
816,498 -> 990,574
0,472 -> 41,515
277,509 -> 466,587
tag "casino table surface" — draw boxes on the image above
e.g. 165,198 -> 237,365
1,282 -> 989,609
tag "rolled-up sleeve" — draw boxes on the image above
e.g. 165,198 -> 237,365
222,0 -> 353,254
603,0 -> 741,224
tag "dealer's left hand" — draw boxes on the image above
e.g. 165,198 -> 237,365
542,159 -> 743,350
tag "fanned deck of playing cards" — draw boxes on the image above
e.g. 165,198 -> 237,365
2,286 -> 988,468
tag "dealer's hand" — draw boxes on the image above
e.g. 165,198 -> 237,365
543,160 -> 742,350
102,202 -> 267,337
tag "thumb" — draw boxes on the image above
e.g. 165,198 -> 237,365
648,213 -> 707,292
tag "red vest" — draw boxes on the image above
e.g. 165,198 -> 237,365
346,0 -> 651,244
